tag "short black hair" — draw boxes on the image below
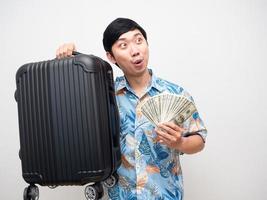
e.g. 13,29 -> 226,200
103,18 -> 147,53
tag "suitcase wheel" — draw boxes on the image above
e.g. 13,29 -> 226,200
103,173 -> 119,188
84,183 -> 103,200
23,185 -> 39,200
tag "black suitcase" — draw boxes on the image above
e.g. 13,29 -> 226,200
15,53 -> 121,200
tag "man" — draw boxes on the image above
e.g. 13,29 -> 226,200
56,18 -> 207,200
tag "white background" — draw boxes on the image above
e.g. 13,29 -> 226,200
1,0 -> 267,199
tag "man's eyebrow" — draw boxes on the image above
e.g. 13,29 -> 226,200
133,33 -> 142,37
117,33 -> 143,42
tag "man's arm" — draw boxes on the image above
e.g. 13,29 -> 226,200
177,134 -> 205,154
155,122 -> 205,154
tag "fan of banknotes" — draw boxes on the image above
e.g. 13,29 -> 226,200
140,93 -> 197,126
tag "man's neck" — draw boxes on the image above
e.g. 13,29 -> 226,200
125,69 -> 151,98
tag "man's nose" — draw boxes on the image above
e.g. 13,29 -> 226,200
130,44 -> 140,57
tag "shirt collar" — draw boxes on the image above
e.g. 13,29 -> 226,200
115,69 -> 164,94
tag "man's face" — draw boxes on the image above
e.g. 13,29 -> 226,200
107,29 -> 149,78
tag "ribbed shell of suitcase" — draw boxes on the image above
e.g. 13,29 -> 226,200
15,54 -> 121,187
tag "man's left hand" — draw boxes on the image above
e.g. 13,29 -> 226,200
155,122 -> 185,150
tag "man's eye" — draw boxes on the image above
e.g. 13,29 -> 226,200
119,43 -> 127,48
136,38 -> 143,44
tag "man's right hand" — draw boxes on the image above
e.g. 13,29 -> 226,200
56,43 -> 76,59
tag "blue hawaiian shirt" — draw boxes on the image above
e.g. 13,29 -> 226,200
107,69 -> 207,200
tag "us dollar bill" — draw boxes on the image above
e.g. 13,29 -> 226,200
140,93 -> 197,126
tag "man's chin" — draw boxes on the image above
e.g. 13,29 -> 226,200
133,67 -> 149,77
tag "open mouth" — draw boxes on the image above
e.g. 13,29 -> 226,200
133,59 -> 143,65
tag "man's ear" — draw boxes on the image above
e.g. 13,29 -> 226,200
106,52 -> 116,64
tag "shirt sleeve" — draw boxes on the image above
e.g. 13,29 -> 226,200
180,89 -> 208,142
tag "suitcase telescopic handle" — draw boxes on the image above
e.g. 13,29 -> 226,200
107,71 -> 120,148
107,71 -> 116,105
109,91 -> 120,148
